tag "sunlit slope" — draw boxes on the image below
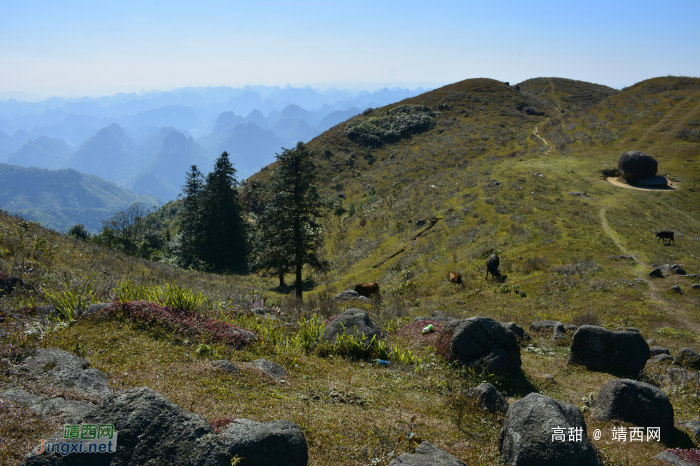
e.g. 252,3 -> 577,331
518,77 -> 619,114
249,77 -> 699,315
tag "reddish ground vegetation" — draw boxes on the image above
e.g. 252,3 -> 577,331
324,314 -> 340,326
103,301 -> 255,349
667,449 -> 700,463
210,417 -> 238,434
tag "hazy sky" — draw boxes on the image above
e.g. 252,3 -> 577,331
2,0 -> 699,98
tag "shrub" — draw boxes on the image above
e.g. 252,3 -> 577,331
676,126 -> 700,142
344,105 -> 436,146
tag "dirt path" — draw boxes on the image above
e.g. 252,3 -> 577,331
640,99 -> 700,143
599,206 -> 700,334
532,126 -> 552,155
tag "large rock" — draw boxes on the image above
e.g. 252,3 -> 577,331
10,348 -> 112,398
530,320 -> 567,341
678,420 -> 700,440
388,441 -> 467,466
650,346 -> 671,356
567,326 -> 650,377
498,393 -> 600,466
1,388 -> 95,423
22,387 -> 230,466
501,322 -> 530,342
219,419 -> 308,466
591,379 -> 674,442
449,317 -> 521,376
637,175 -> 668,186
618,151 -> 658,183
322,308 -> 380,343
465,382 -> 508,413
21,387 -> 309,466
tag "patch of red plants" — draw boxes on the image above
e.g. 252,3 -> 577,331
667,449 -> 700,463
106,301 -> 255,350
210,417 -> 239,434
393,320 -> 455,361
324,314 -> 340,326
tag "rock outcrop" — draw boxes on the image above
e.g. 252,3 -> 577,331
567,326 -> 649,377
322,309 -> 381,343
449,317 -> 521,376
618,151 -> 658,183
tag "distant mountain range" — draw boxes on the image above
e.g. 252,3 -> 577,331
0,163 -> 160,232
0,85 -> 425,202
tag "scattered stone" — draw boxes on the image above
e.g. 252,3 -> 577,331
649,354 -> 674,364
653,451 -> 696,466
552,324 -> 567,341
665,368 -> 700,387
647,338 -> 658,346
323,308 -> 380,344
211,360 -> 239,373
529,320 -> 564,332
671,285 -> 682,293
219,418 -> 309,466
10,348 -> 112,398
677,348 -> 700,370
498,393 -> 600,466
250,359 -> 287,382
637,175 -> 668,186
568,325 -> 650,377
79,302 -> 112,317
618,254 -> 633,260
650,346 -> 671,356
692,284 -> 700,290
618,150 -> 658,183
543,374 -> 556,383
678,420 -> 700,440
673,267 -> 687,275
501,322 -> 530,342
388,441 -> 467,466
448,317 -> 521,376
592,379 -> 674,442
650,268 -> 665,278
333,290 -> 370,302
567,192 -> 586,197
1,388 -> 95,423
465,383 -> 508,413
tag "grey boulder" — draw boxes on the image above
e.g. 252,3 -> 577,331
211,359 -> 239,373
501,322 -> 529,342
678,420 -> 700,440
1,388 -> 95,423
388,441 -> 467,466
649,268 -> 665,278
529,320 -> 567,341
79,302 -> 112,317
219,418 -> 308,466
10,348 -> 112,398
22,387 -> 230,466
334,290 -> 370,302
498,393 -> 600,466
650,346 -> 671,356
250,359 -> 287,382
591,379 -> 674,442
649,354 -> 674,364
449,317 -> 521,376
465,382 -> 508,413
567,326 -> 650,377
618,151 -> 658,183
323,308 -> 380,343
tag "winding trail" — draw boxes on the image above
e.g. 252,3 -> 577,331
532,126 -> 552,155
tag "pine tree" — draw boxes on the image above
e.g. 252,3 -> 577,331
250,142 -> 327,298
176,165 -> 205,268
198,152 -> 247,268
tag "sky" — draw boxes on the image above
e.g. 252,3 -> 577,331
1,0 -> 699,99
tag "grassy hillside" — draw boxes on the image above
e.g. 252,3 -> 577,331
1,76 -> 699,466
0,164 -> 161,232
518,77 -> 619,114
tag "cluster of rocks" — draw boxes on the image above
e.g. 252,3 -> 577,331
649,263 -> 695,278
1,348 -> 308,466
530,320 -> 577,341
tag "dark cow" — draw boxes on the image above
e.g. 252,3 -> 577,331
449,272 -> 463,285
656,231 -> 674,244
354,282 -> 380,298
486,254 -> 501,280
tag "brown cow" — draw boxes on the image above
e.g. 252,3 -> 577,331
354,282 -> 380,297
449,272 -> 463,285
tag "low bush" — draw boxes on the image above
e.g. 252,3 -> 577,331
344,105 -> 436,146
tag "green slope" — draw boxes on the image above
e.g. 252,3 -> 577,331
0,163 -> 161,232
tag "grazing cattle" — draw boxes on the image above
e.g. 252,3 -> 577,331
449,272 -> 463,285
354,282 -> 380,298
656,231 -> 674,244
486,254 -> 501,280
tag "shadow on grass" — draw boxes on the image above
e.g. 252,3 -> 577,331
493,369 -> 540,398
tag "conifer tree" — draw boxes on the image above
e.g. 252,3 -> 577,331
198,152 -> 247,267
176,165 -> 205,267
250,142 -> 327,298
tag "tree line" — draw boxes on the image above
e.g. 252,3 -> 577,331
69,143 -> 327,299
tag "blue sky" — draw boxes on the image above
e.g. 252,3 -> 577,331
1,0 -> 699,98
